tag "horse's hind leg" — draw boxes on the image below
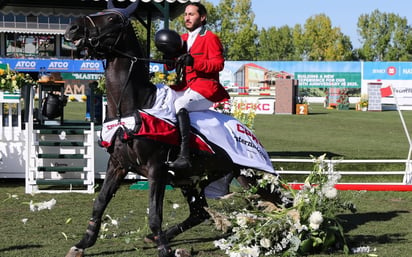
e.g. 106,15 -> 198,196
145,185 -> 210,243
65,160 -> 126,257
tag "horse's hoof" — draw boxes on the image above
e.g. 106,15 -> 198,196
65,246 -> 84,257
175,248 -> 191,257
143,234 -> 155,244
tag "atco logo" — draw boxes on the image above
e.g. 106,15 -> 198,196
80,62 -> 100,70
48,61 -> 69,70
14,61 -> 36,69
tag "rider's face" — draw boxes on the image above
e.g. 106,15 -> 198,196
184,5 -> 205,32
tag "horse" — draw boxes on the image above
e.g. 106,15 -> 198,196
64,1 -> 282,256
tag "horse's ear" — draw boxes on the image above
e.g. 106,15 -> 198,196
124,0 -> 140,17
107,0 -> 115,9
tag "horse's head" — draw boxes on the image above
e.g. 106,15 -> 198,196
64,0 -> 140,57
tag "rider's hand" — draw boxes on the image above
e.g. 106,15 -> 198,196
178,53 -> 194,67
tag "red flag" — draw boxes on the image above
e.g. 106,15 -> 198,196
380,86 -> 393,97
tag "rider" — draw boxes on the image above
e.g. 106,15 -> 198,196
166,2 -> 230,170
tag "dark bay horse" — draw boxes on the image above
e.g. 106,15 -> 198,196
64,1 -> 281,256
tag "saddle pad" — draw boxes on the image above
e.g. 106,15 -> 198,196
101,84 -> 275,174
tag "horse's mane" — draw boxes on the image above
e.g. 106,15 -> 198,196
103,15 -> 157,117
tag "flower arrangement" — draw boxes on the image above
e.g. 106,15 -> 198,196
0,64 -> 36,92
359,94 -> 368,108
94,72 -> 179,95
150,72 -> 178,86
232,100 -> 256,131
213,99 -> 256,131
68,95 -> 77,102
210,154 -> 356,257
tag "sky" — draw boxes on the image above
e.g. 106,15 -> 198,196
207,0 -> 412,48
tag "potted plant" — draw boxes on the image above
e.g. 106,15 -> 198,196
359,94 -> 368,111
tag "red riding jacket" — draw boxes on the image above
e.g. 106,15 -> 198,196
169,27 -> 230,103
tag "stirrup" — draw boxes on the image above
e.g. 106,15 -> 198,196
167,156 -> 192,170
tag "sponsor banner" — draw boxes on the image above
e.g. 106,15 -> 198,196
0,58 -> 163,74
232,97 -> 274,114
223,61 -> 361,89
363,62 -> 412,80
295,72 -> 361,88
61,73 -> 104,80
72,60 -> 105,72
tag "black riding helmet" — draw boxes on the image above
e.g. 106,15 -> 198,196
154,29 -> 185,57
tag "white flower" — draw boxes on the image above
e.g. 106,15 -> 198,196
172,203 -> 180,209
29,198 -> 56,212
105,214 -> 119,227
214,238 -> 232,251
240,168 -> 255,177
236,215 -> 249,228
236,245 -> 260,257
260,238 -> 272,249
322,186 -> 338,199
21,218 -> 28,224
351,245 -> 376,253
309,211 -> 323,230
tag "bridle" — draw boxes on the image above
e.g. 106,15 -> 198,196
82,10 -> 129,57
80,10 -> 183,120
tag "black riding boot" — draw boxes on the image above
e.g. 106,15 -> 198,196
168,108 -> 192,170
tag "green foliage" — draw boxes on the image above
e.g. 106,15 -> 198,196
357,9 -> 412,61
303,14 -> 354,61
258,26 -> 296,61
0,65 -> 37,92
215,0 -> 258,60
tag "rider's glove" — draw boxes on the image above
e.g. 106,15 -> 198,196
178,53 -> 194,67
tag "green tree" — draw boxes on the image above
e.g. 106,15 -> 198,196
302,14 -> 353,61
292,24 -> 306,61
216,0 -> 258,60
357,9 -> 412,61
257,26 -> 295,61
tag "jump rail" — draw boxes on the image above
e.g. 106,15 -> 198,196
271,158 -> 412,190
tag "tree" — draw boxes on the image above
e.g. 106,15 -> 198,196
216,0 -> 258,60
358,10 -> 412,61
302,14 -> 353,61
257,26 -> 296,61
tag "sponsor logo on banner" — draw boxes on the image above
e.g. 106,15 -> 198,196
80,61 -> 101,71
14,60 -> 37,70
48,61 -> 70,70
232,97 -> 274,114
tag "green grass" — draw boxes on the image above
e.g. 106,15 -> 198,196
64,101 -> 89,121
2,102 -> 411,256
255,104 -> 412,160
0,182 -> 411,257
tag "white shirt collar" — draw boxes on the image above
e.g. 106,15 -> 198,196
187,26 -> 203,50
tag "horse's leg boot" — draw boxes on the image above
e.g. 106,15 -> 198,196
168,108 -> 192,170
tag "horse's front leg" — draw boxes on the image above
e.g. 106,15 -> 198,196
65,159 -> 126,257
147,164 -> 173,257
